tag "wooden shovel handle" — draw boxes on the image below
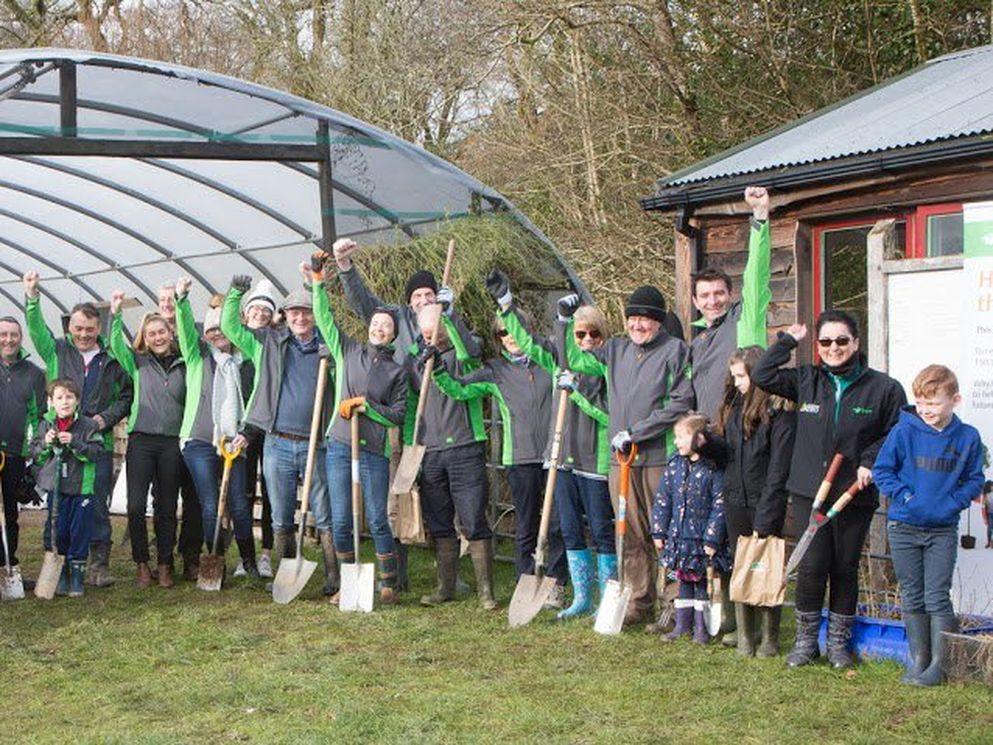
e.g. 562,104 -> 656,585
298,357 -> 331,520
535,387 -> 571,567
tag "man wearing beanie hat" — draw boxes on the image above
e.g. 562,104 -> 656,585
331,238 -> 481,592
173,278 -> 260,579
561,282 -> 694,626
689,186 -> 773,421
222,273 -> 339,596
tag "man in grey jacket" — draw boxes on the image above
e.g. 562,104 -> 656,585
563,285 -> 694,626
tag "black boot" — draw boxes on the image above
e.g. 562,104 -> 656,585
236,537 -> 260,580
786,610 -> 823,667
912,613 -> 957,687
319,530 -> 339,597
901,612 -> 931,684
826,612 -> 857,669
421,537 -> 459,606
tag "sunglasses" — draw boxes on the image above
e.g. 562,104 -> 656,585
574,329 -> 602,341
817,336 -> 852,348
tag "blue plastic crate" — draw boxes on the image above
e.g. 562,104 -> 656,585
816,606 -> 993,665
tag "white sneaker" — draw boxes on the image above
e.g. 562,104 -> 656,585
233,562 -> 247,578
258,554 -> 273,578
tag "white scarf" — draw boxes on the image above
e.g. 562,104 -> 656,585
210,346 -> 243,445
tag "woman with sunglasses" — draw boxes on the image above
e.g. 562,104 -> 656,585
753,309 -> 905,668
485,270 -> 616,619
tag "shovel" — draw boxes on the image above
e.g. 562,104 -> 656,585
595,443 -> 639,635
272,355 -> 330,604
508,386 -> 570,627
391,238 -> 457,496
705,565 -> 722,637
340,412 -> 376,613
197,438 -> 242,591
0,452 -> 25,601
35,447 -> 65,600
782,453 -> 844,583
784,476 -> 863,582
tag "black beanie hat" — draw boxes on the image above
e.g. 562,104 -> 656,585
625,285 -> 667,323
405,270 -> 438,303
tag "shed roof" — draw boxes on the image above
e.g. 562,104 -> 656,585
642,44 -> 993,211
0,48 -> 579,334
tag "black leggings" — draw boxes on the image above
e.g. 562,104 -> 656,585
127,433 -> 183,565
791,494 -> 875,615
245,434 -> 273,550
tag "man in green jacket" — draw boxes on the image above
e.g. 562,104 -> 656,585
22,272 -> 133,586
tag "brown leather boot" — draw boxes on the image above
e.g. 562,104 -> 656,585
136,562 -> 153,588
157,564 -> 174,588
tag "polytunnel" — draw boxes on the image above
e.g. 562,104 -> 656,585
0,47 -> 582,339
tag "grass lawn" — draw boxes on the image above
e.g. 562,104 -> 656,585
1,514 -> 991,744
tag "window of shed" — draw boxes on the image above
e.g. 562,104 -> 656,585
925,213 -> 963,257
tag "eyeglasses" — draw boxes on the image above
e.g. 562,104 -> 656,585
817,336 -> 852,348
575,329 -> 602,341
495,329 -> 509,338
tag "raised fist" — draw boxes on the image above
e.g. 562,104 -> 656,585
485,270 -> 512,310
110,290 -> 125,315
744,186 -> 769,220
22,270 -> 39,298
231,275 -> 252,293
175,277 -> 192,298
557,293 -> 581,321
332,238 -> 359,271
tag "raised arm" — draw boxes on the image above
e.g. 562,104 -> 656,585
498,307 -> 559,374
108,292 -> 137,378
23,271 -> 58,378
221,276 -> 263,363
333,238 -> 389,322
174,278 -> 203,364
751,328 -> 803,401
737,186 -> 773,349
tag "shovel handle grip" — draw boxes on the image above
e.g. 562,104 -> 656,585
811,453 -> 844,512
825,480 -> 862,519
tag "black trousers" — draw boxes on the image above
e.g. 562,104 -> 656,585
791,494 -> 875,615
127,433 -> 183,565
245,434 -> 273,550
0,453 -> 25,566
507,464 -> 568,585
723,501 -> 755,561
420,443 -> 492,541
176,460 -> 202,563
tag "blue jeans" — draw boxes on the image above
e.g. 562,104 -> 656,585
49,493 -> 94,562
888,520 -> 958,615
325,439 -> 394,555
555,470 -> 615,554
90,450 -> 113,547
263,434 -> 331,533
182,439 -> 252,548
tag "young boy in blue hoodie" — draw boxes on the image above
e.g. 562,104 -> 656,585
873,364 -> 985,687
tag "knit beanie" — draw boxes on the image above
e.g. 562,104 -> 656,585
244,279 -> 278,314
203,306 -> 222,333
624,285 -> 667,323
404,270 -> 438,303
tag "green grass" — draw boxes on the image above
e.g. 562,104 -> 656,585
2,514 -> 991,744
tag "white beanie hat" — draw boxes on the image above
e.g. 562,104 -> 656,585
244,279 -> 278,314
203,306 -> 222,333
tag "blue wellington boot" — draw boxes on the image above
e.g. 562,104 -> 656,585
558,549 -> 595,619
596,552 -> 618,601
55,562 -> 70,597
68,561 -> 86,598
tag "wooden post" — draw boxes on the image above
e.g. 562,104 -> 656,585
793,221 -> 814,362
867,219 -> 896,373
866,219 -> 898,601
674,220 -> 698,340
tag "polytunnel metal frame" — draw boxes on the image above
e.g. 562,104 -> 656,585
0,48 -> 585,324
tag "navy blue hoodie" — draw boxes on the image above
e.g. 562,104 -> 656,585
873,406 -> 985,528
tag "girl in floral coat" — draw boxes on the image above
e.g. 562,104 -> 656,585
652,413 -> 729,643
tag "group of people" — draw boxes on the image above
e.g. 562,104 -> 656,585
0,186 -> 984,687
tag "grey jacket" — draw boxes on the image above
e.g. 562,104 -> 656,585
337,265 -> 481,365
220,286 -> 335,436
32,414 -> 104,495
566,324 -> 694,468
0,350 -> 46,457
689,300 -> 743,420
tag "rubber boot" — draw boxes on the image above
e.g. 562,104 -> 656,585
735,603 -> 758,657
421,537 -> 459,606
135,562 -> 153,588
901,612 -> 931,684
329,551 -> 355,606
468,539 -> 498,610
236,537 -> 261,580
55,562 -> 70,596
756,606 -> 783,658
719,574 -> 737,647
826,612 -> 857,669
319,530 -> 339,597
394,540 -> 410,593
377,552 -> 399,605
596,553 -> 618,600
558,549 -> 595,620
693,606 -> 711,644
786,610 -> 823,667
911,613 -> 958,687
662,604 -> 693,642
86,542 -> 115,587
68,561 -> 86,598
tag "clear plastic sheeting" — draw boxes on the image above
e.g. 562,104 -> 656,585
0,48 -> 579,344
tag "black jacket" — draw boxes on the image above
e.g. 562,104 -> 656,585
722,399 -> 796,536
752,333 -> 906,509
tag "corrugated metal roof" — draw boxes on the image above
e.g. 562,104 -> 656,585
660,45 -> 993,188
